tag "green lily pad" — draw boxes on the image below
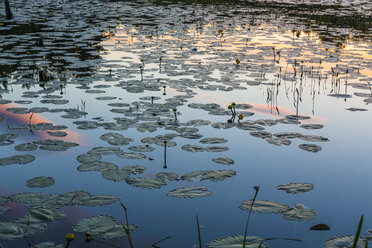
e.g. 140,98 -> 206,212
14,143 -> 38,151
239,200 -> 290,213
29,208 -> 66,222
117,152 -> 146,159
206,235 -> 267,248
212,157 -> 234,165
324,235 -> 367,248
78,161 -> 118,172
100,133 -> 133,146
0,155 -> 35,166
126,177 -> 166,189
76,153 -> 102,163
200,137 -> 228,144
282,204 -> 316,221
26,176 -> 55,188
276,183 -> 314,194
0,222 -> 32,240
299,144 -> 322,152
166,186 -> 212,198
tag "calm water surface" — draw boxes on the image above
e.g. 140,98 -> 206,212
0,0 -> 371,247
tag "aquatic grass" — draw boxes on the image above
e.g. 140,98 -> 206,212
4,0 -> 13,19
352,214 -> 364,248
243,186 -> 260,248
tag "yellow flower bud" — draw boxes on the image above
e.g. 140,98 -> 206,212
65,233 -> 75,241
238,114 -> 243,120
228,105 -> 232,109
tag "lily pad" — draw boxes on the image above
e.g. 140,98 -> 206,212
26,176 -> 55,188
182,144 -> 206,152
100,133 -> 133,146
324,235 -> 367,248
0,155 -> 35,166
14,143 -> 38,151
206,235 -> 267,248
117,152 -> 146,159
78,161 -> 118,172
282,204 -> 316,221
212,157 -> 234,165
126,177 -> 166,189
239,200 -> 290,213
166,186 -> 212,198
200,137 -> 228,144
276,183 -> 314,194
299,144 -> 322,152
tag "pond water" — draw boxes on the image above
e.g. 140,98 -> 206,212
0,0 -> 371,247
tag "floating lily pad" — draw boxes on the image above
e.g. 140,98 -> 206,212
266,138 -> 291,146
0,222 -> 32,239
187,119 -> 211,126
128,145 -> 155,152
88,147 -> 123,156
155,172 -> 179,181
212,157 -> 234,165
205,146 -> 229,152
117,152 -> 146,159
76,153 -> 102,163
102,169 -> 131,181
30,208 -> 66,222
33,242 -> 64,248
14,143 -> 38,151
26,176 -> 55,188
282,204 -> 316,221
300,124 -> 323,130
239,200 -> 290,213
100,133 -> 133,146
201,170 -> 236,181
0,206 -> 9,215
276,183 -> 314,194
182,144 -> 205,152
126,177 -> 166,189
73,215 -> 127,238
206,235 -> 267,248
200,137 -> 228,144
274,132 -> 302,139
166,186 -> 212,198
299,135 -> 329,142
324,235 -> 367,248
299,144 -> 322,152
47,131 -> 67,137
6,107 -> 29,114
34,139 -> 78,152
0,155 -> 35,166
78,161 -> 118,172
250,131 -> 272,139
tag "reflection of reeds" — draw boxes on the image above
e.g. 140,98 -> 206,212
196,214 -> 202,248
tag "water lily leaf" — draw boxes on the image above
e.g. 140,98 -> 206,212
324,235 -> 367,248
78,161 -> 118,172
266,138 -> 291,146
0,222 -> 32,240
166,186 -> 212,198
6,107 -> 29,114
250,131 -> 272,139
9,192 -> 50,205
182,144 -> 206,152
206,235 -> 267,248
98,224 -> 138,239
79,195 -> 120,207
14,143 -> 38,151
47,131 -> 67,137
155,172 -> 179,181
34,139 -> 78,152
239,200 -> 290,213
100,133 -> 133,146
187,119 -> 211,126
30,208 -> 66,222
300,124 -> 323,130
181,171 -> 210,181
76,153 -> 102,163
73,215 -> 117,235
205,146 -> 229,152
200,137 -> 228,144
128,145 -> 155,152
0,196 -> 7,205
299,144 -> 322,152
102,168 -> 132,181
88,147 -> 123,156
33,242 -> 64,248
282,204 -> 316,221
274,132 -> 302,139
117,152 -> 146,159
299,135 -> 329,142
276,183 -> 314,194
309,224 -> 330,231
26,176 -> 55,188
201,170 -> 236,181
212,157 -> 234,165
0,155 -> 35,166
154,139 -> 177,147
126,177 -> 166,189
